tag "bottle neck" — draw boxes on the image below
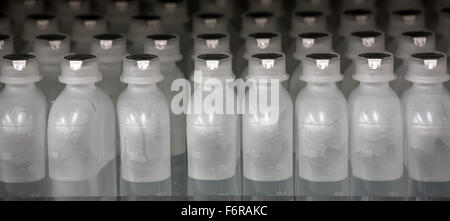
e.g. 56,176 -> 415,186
412,82 -> 445,90
306,82 -> 337,88
65,83 -> 97,91
358,82 -> 390,88
126,83 -> 159,91
5,83 -> 36,90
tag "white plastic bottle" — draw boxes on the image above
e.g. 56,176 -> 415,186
189,33 -> 231,78
144,34 -> 187,196
7,0 -> 44,36
0,54 -> 47,198
0,35 -> 14,92
289,32 -> 333,100
296,53 -> 349,197
335,9 -> 376,56
0,13 -> 12,34
47,54 -> 117,197
105,0 -> 138,33
287,11 -> 328,72
118,54 -> 172,196
242,53 -> 293,198
386,9 -> 425,52
21,14 -> 59,53
238,32 -> 283,81
71,14 -> 108,54
402,52 -> 450,198
55,0 -> 91,34
127,15 -> 165,54
33,34 -> 70,106
240,11 -> 279,39
349,52 -> 404,197
91,33 -> 127,103
341,30 -> 385,97
392,30 -> 435,95
187,53 -> 240,197
436,8 -> 450,52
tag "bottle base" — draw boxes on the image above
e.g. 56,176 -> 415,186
243,177 -> 294,200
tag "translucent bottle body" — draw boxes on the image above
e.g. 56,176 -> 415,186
296,83 -> 349,197
242,83 -> 294,198
402,83 -> 450,198
349,83 -> 405,197
157,62 -> 187,196
47,84 -> 117,197
0,84 -> 47,198
187,83 -> 240,197
118,84 -> 172,197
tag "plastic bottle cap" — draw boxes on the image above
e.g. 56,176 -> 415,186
406,52 -> 449,83
192,12 -> 228,35
34,34 -> 70,64
396,30 -> 435,59
193,53 -> 234,82
301,53 -> 343,82
72,14 -> 107,43
121,54 -> 163,84
194,33 -> 231,56
0,34 -> 14,57
144,34 -> 183,62
59,54 -> 102,84
339,9 -> 375,37
154,0 -> 189,24
241,11 -> 277,38
346,30 -> 385,58
290,11 -> 327,38
23,14 -> 59,41
388,9 -> 425,37
91,33 -> 127,63
248,53 -> 289,81
128,14 -> 165,44
354,52 -> 396,82
294,32 -> 333,59
244,32 -> 282,59
0,54 -> 41,84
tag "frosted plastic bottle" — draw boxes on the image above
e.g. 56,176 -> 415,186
21,14 -> 59,53
188,33 -> 231,79
295,53 -> 349,197
242,53 -> 293,199
0,13 -> 12,34
91,33 -> 127,103
0,54 -> 47,198
55,0 -> 91,34
386,9 -> 425,52
153,0 -> 190,70
127,15 -> 165,54
238,32 -> 283,81
402,52 -> 450,198
436,8 -> 450,52
33,34 -> 70,106
71,15 -> 108,54
187,53 -> 240,197
335,9 -> 376,56
118,54 -> 172,197
392,30 -> 435,95
348,53 -> 405,197
47,54 -> 117,197
7,0 -> 44,36
0,34 -> 13,60
287,10 -> 328,68
341,30 -> 385,98
144,34 -> 187,196
240,11 -> 279,39
289,32 -> 333,100
105,0 -> 138,33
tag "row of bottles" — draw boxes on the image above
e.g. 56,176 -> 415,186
1,49 -> 449,199
0,0 -> 449,199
